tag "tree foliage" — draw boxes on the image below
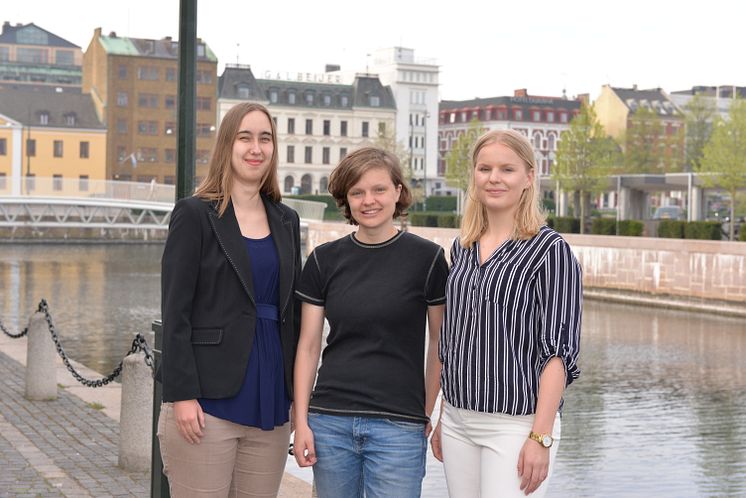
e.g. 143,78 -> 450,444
684,93 -> 716,172
699,97 -> 746,240
554,103 -> 620,233
623,106 -> 664,174
444,118 -> 482,192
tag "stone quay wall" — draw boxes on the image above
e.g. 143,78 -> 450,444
306,222 -> 746,307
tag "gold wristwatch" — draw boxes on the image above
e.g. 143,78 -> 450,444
528,431 -> 554,448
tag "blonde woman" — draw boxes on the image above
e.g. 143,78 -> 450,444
431,130 -> 582,497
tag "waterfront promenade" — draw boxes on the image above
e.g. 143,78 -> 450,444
0,332 -> 311,497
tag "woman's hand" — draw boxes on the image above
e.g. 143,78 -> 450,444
430,421 -> 443,462
517,439 -> 550,495
293,424 -> 317,467
173,399 -> 205,444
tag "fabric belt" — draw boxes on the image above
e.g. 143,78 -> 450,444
255,303 -> 279,322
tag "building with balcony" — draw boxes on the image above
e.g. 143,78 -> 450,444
82,28 -> 218,183
0,85 -> 106,195
0,21 -> 83,88
439,89 -> 582,180
218,64 -> 396,195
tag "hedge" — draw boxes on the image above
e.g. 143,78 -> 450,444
412,196 -> 458,213
548,216 -> 580,234
617,220 -> 643,236
684,221 -> 722,240
591,218 -> 616,235
408,212 -> 461,228
658,220 -> 686,239
740,228 -> 746,242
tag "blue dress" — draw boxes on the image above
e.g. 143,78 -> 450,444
199,234 -> 291,430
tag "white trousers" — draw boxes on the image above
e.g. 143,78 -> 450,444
440,402 -> 561,498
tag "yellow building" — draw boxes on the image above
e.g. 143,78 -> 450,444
83,28 -> 218,183
0,85 -> 106,196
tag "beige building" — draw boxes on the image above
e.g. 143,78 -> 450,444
0,85 -> 105,196
83,28 -> 218,183
0,21 -> 83,88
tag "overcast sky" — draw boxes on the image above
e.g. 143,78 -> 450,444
5,0 -> 743,101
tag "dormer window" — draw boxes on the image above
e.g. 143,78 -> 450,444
64,113 -> 77,126
39,112 -> 49,125
288,91 -> 296,104
237,83 -> 250,99
305,92 -> 315,105
269,88 -> 278,103
340,94 -> 349,107
369,95 -> 380,107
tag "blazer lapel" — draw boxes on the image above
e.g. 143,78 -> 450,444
208,200 -> 256,305
263,195 -> 294,316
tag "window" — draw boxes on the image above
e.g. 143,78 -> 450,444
25,174 -> 35,191
196,71 -> 212,84
53,140 -> 63,157
79,141 -> 89,158
65,113 -> 77,126
196,97 -> 211,111
117,92 -> 128,107
197,44 -> 206,57
196,150 -> 210,164
369,95 -> 380,107
117,146 -> 127,161
305,119 -> 313,135
17,47 -> 47,64
548,134 -> 556,151
284,176 -> 294,193
362,121 -> 369,137
164,122 -> 176,135
339,147 -> 347,160
237,84 -> 250,99
197,123 -> 213,137
118,64 -> 127,79
165,95 -> 176,109
323,120 -> 331,136
305,92 -> 314,105
0,138 -> 6,155
340,121 -> 348,137
533,111 -> 541,121
53,174 -> 63,191
287,145 -> 295,163
288,91 -> 296,104
165,149 -> 176,163
449,113 -> 456,124
340,94 -> 349,107
164,176 -> 175,185
547,111 -> 555,122
0,47 -> 9,62
166,67 -> 176,81
322,147 -> 330,164
304,146 -> 312,164
138,121 -> 158,135
79,175 -> 89,191
319,176 -> 328,193
288,118 -> 295,134
137,66 -> 159,80
514,110 -> 523,120
137,147 -> 158,162
378,122 -> 386,135
138,93 -> 159,108
323,94 -> 331,106
39,112 -> 49,125
269,89 -> 278,103
497,110 -> 507,120
560,113 -> 568,123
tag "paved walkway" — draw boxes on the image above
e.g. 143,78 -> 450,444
0,331 -> 311,497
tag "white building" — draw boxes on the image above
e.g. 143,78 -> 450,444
218,64 -> 396,195
366,47 -> 442,196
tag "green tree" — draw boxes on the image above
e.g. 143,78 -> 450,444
554,103 -> 620,234
684,93 -> 716,172
444,118 -> 482,192
623,106 -> 664,173
699,97 -> 746,240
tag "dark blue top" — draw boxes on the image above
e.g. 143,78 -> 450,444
199,234 -> 291,430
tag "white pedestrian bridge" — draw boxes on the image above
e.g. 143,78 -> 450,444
0,177 -> 327,230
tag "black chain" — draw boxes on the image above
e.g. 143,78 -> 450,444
3,299 -> 154,387
0,301 -> 46,338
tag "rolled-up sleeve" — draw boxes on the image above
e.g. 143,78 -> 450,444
537,239 -> 582,386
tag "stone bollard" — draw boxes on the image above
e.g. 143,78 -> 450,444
119,351 -> 154,472
25,312 -> 57,400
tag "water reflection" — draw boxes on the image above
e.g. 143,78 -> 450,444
1,244 -> 744,496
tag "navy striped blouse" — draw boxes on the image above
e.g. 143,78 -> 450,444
439,225 -> 582,415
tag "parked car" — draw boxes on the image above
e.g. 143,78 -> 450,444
653,206 -> 686,221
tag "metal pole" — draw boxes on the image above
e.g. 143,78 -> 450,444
175,0 -> 197,201
423,112 -> 428,211
150,321 -> 169,498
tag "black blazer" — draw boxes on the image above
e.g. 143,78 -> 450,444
159,195 -> 301,402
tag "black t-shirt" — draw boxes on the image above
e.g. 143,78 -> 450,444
296,231 -> 448,423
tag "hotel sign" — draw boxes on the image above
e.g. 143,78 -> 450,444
262,70 -> 342,84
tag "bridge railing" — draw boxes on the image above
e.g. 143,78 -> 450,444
5,177 -> 176,204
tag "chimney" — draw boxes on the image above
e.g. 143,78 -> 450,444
94,27 -> 102,38
2,21 -> 10,35
109,31 -> 117,38
325,64 -> 341,73
164,36 -> 172,41
514,88 -> 528,97
632,84 -> 638,91
577,93 -> 590,104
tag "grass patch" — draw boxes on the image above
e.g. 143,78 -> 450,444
87,401 -> 105,410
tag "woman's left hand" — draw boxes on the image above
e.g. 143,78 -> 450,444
517,439 -> 549,495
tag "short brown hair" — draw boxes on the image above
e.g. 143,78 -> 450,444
195,102 -> 280,216
328,147 -> 412,225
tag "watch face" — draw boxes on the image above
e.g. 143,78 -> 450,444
542,435 -> 553,447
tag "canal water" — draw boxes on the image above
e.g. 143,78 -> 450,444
1,243 -> 745,497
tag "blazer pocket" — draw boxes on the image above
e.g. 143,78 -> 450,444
191,328 -> 223,345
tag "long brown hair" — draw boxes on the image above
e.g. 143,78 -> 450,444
460,129 -> 545,247
195,102 -> 281,216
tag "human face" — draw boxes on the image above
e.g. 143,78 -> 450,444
230,110 -> 274,188
347,166 -> 402,235
473,141 -> 533,215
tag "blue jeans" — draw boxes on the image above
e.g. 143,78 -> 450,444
308,412 -> 427,498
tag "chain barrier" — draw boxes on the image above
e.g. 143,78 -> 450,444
1,299 -> 154,387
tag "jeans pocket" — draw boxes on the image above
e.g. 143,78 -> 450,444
385,418 -> 425,432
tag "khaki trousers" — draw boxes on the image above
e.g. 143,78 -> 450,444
158,403 -> 291,498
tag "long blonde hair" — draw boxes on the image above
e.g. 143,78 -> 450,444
460,129 -> 545,248
195,102 -> 281,216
